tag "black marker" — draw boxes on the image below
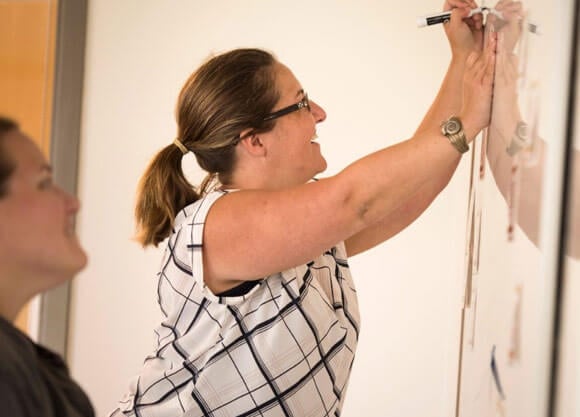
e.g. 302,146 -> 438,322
417,7 -> 540,35
416,7 -> 486,27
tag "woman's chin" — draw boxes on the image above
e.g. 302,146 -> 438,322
66,242 -> 88,275
318,158 -> 328,174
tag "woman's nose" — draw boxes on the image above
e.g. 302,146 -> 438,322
310,100 -> 327,123
62,188 -> 80,213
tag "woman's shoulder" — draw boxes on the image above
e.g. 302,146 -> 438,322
0,318 -> 45,404
0,317 -> 37,366
173,189 -> 228,229
0,317 -> 71,381
0,318 -> 95,417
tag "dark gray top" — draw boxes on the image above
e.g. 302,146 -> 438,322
0,315 -> 94,417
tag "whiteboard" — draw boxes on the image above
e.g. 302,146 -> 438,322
455,1 -> 577,416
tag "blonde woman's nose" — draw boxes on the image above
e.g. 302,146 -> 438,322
310,100 -> 327,123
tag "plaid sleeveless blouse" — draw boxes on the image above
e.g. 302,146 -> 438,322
113,191 -> 360,417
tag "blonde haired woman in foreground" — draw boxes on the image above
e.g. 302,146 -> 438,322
113,2 -> 495,416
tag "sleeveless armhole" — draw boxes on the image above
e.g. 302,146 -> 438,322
183,190 -> 264,304
183,191 -> 225,302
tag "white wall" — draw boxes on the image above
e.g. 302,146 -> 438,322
69,1 -> 471,416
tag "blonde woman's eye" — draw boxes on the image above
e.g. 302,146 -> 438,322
304,95 -> 311,111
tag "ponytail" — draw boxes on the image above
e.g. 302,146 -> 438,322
135,144 -> 199,247
135,48 -> 279,246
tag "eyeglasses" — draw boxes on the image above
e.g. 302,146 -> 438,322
232,93 -> 311,144
263,93 -> 310,121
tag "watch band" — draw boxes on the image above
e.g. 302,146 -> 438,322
447,131 -> 470,153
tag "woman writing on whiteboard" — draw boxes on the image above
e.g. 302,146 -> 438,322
112,2 -> 496,416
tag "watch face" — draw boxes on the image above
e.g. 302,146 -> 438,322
445,119 -> 461,135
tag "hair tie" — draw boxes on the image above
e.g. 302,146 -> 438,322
173,138 -> 189,154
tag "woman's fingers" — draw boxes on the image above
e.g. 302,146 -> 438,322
466,32 -> 497,84
483,47 -> 497,87
444,0 -> 477,11
466,50 -> 480,69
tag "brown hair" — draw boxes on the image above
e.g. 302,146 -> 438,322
135,48 -> 279,246
0,117 -> 18,198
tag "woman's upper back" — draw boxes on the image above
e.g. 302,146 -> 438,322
115,190 -> 361,417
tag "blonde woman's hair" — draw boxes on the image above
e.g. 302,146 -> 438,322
135,48 -> 279,246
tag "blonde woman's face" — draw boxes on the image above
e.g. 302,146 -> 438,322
0,131 -> 86,290
261,63 -> 328,187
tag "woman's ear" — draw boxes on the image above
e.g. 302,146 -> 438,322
238,129 -> 267,157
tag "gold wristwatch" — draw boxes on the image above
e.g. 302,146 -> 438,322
441,116 -> 469,154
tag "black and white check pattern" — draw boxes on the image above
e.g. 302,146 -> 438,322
112,191 -> 360,417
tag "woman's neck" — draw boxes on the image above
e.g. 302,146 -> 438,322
0,271 -> 29,322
